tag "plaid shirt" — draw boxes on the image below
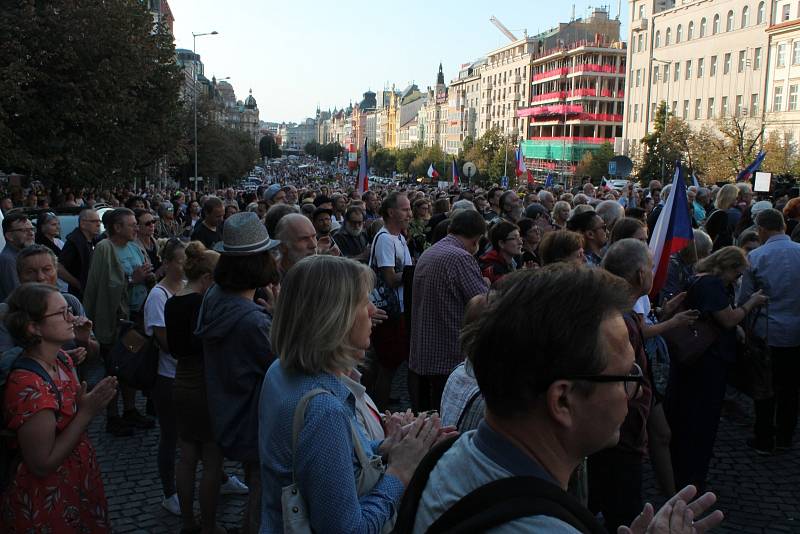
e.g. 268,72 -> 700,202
409,234 -> 489,376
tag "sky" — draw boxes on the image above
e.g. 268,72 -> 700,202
169,0 -> 629,124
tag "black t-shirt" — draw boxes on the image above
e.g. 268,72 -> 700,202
191,222 -> 223,250
164,292 -> 204,362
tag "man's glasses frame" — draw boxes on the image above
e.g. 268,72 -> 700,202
560,362 -> 644,400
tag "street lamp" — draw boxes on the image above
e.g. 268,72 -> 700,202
651,57 -> 671,180
193,30 -> 219,192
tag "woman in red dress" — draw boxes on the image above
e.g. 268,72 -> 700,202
1,283 -> 117,532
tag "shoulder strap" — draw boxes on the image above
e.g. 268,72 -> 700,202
10,357 -> 62,409
392,434 -> 460,533
427,476 -> 606,534
368,229 -> 389,270
455,389 -> 483,430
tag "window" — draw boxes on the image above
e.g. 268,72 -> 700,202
673,100 -> 678,114
724,52 -> 731,74
695,99 -> 702,119
698,57 -> 705,77
739,50 -> 747,72
783,3 -> 791,21
713,14 -> 720,34
664,64 -> 670,82
754,47 -> 762,69
638,4 -> 645,19
790,85 -> 799,110
634,104 -> 639,122
700,17 -> 707,37
638,34 -> 644,52
651,102 -> 657,118
742,6 -> 750,27
778,43 -> 787,67
686,60 -> 692,79
793,42 -> 800,64
722,96 -> 729,116
677,24 -> 683,43
653,65 -> 660,83
674,61 -> 680,81
711,55 -> 718,76
758,1 -> 766,23
708,97 -> 715,119
636,69 -> 641,87
688,21 -> 695,40
655,31 -> 661,48
751,93 -> 759,115
666,27 -> 672,46
683,100 -> 689,119
727,10 -> 735,31
774,86 -> 784,111
736,95 -> 744,116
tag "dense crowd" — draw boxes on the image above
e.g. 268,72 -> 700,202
0,167 -> 798,533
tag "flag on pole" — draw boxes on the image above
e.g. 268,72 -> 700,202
357,137 -> 369,194
544,173 -> 554,188
601,176 -> 610,190
649,163 -> 694,299
691,172 -> 700,188
736,150 -> 766,182
515,146 -> 527,177
451,157 -> 460,186
427,163 -> 439,179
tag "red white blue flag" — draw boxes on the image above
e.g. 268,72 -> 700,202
649,163 -> 694,298
736,151 -> 766,182
427,163 -> 439,179
357,137 -> 369,194
451,157 -> 460,186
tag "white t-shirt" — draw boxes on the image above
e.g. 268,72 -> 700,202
371,229 -> 412,312
633,294 -> 655,325
144,283 -> 176,378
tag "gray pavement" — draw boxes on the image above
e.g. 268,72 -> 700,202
89,361 -> 799,533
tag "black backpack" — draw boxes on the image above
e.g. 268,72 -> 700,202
0,350 -> 66,491
392,435 -> 607,534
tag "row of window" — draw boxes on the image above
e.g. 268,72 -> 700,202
628,94 -> 761,122
633,3 -> 767,53
629,49 -> 763,90
775,40 -> 800,67
771,84 -> 800,111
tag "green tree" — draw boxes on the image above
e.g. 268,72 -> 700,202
587,142 -> 616,182
639,101 -> 687,184
369,145 -> 397,176
259,134 -> 282,159
0,0 -> 183,187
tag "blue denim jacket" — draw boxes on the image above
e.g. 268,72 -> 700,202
739,234 -> 800,347
258,360 -> 404,533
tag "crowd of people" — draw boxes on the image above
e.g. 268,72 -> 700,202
0,168 -> 798,533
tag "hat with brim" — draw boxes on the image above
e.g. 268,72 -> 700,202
214,212 -> 280,255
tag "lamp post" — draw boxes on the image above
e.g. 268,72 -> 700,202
651,58 -> 671,180
192,30 -> 219,192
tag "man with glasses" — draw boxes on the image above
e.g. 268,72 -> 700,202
0,212 -> 35,301
60,207 -> 102,298
411,265 -> 723,533
332,206 -> 369,261
566,210 -> 608,267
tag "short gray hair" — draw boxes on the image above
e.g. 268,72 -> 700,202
601,238 -> 651,284
272,255 -> 374,374
596,200 -> 625,228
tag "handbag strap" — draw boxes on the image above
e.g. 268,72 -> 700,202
368,229 -> 389,272
289,388 -> 371,483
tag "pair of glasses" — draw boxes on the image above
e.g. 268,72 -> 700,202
41,307 -> 75,323
142,220 -> 156,226
562,363 -> 645,400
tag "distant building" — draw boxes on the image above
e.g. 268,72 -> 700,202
282,118 -> 318,151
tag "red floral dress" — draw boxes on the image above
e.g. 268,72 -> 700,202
1,354 -> 110,532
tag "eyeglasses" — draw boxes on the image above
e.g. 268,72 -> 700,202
41,307 -> 75,323
141,220 -> 156,226
9,225 -> 35,233
561,363 -> 645,400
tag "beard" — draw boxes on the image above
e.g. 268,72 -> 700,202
345,225 -> 363,237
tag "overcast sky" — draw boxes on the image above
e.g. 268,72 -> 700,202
169,0 -> 629,124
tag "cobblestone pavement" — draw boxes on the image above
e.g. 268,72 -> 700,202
90,362 -> 799,533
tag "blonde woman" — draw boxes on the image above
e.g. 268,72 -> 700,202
665,246 -> 768,493
704,183 -> 741,250
259,256 -> 442,533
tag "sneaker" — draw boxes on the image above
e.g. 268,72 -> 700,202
220,474 -> 249,495
161,493 -> 181,516
746,438 -> 774,455
105,417 -> 134,437
123,408 -> 156,429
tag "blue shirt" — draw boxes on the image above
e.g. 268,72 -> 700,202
258,360 -> 404,533
739,234 -> 800,347
114,241 -> 147,312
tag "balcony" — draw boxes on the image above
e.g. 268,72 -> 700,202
568,64 -> 625,76
631,18 -> 648,32
532,91 -> 567,102
533,67 -> 569,81
517,104 -> 583,118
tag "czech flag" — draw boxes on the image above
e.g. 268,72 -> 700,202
544,173 -> 554,188
515,145 -> 533,183
427,163 -> 439,179
736,150 -> 766,182
357,137 -> 369,194
451,157 -> 460,186
649,163 -> 694,299
691,172 -> 700,188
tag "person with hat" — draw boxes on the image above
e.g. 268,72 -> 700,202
311,206 -> 341,256
262,183 -> 286,208
195,211 -> 281,534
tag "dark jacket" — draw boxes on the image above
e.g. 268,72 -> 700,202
332,229 -> 368,260
195,284 -> 274,462
60,227 -> 96,298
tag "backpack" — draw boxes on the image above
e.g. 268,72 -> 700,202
392,435 -> 607,534
0,348 -> 67,491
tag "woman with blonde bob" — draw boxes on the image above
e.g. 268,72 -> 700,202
705,183 -> 741,250
258,255 -> 440,533
666,246 -> 767,493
